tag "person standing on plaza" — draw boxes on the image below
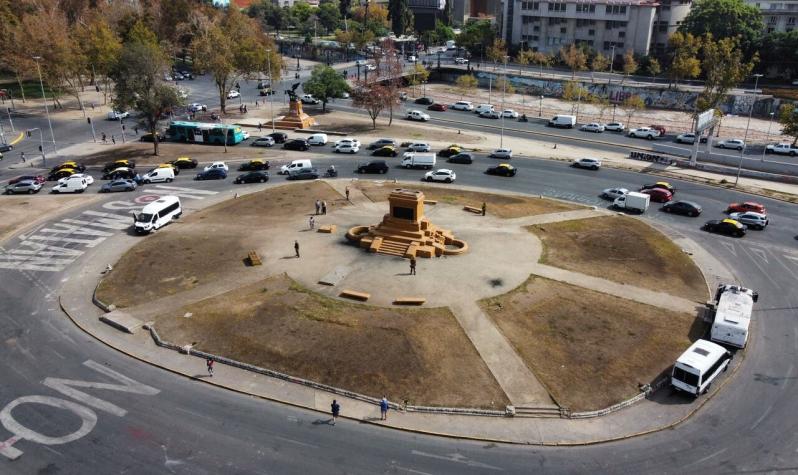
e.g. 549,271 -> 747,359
409,257 -> 416,275
309,216 -> 315,229
315,199 -> 321,215
206,358 -> 214,377
380,396 -> 389,420
322,201 -> 327,215
345,186 -> 350,201
482,202 -> 487,216
294,240 -> 300,258
331,400 -> 340,425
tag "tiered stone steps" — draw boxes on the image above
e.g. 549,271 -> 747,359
376,240 -> 410,257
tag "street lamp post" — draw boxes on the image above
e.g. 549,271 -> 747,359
27,128 -> 46,165
612,103 -> 617,122
32,56 -> 57,156
735,73 -> 763,186
762,111 -> 775,162
539,95 -> 543,117
267,49 -> 275,133
500,56 -> 508,148
6,106 -> 15,132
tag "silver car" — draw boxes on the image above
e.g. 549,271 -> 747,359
100,179 -> 137,193
729,211 -> 768,230
601,187 -> 629,200
251,136 -> 275,147
4,180 -> 42,194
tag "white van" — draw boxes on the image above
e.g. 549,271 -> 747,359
548,115 -> 577,128
709,284 -> 758,349
134,195 -> 182,234
51,176 -> 88,194
474,104 -> 494,115
280,159 -> 312,175
142,167 -> 175,184
401,152 -> 436,169
452,101 -> 474,111
307,133 -> 328,145
671,339 -> 732,397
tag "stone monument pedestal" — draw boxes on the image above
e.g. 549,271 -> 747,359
268,99 -> 317,130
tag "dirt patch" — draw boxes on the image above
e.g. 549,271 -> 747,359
156,274 -> 509,408
96,181 -> 344,308
481,277 -> 703,411
312,111 -> 484,145
0,195 -> 98,244
530,216 -> 707,302
354,182 -> 582,219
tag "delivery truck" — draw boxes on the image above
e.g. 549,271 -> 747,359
401,152 -> 436,170
708,284 -> 758,348
612,191 -> 650,213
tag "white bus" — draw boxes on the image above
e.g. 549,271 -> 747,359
709,284 -> 758,349
671,339 -> 732,397
134,196 -> 182,234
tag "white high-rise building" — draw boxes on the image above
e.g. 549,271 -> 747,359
750,0 -> 798,33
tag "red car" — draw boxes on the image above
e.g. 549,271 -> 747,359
8,175 -> 46,185
427,103 -> 448,111
640,188 -> 673,202
726,201 -> 766,214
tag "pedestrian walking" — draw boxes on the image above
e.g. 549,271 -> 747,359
315,199 -> 321,215
294,240 -> 300,258
90,102 -> 95,110
206,358 -> 214,377
255,100 -> 259,107
380,396 -> 389,420
244,105 -> 248,113
20,151 -> 25,163
409,257 -> 416,275
482,202 -> 487,216
134,126 -> 139,135
258,122 -> 262,131
101,132 -> 107,143
345,186 -> 350,201
111,135 -> 116,144
321,201 -> 327,215
331,400 -> 340,425
309,216 -> 315,230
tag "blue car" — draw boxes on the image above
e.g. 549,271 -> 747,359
195,168 -> 227,180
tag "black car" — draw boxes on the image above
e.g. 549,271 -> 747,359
52,162 -> 86,173
287,168 -> 319,180
102,160 -> 135,173
234,171 -> 270,184
447,153 -> 473,164
438,146 -> 462,158
486,164 -> 516,177
283,139 -> 310,151
195,168 -> 227,180
661,200 -> 702,217
414,97 -> 434,105
703,219 -> 746,237
357,160 -> 389,174
371,146 -> 398,157
0,143 -> 12,153
103,168 -> 140,181
238,160 -> 270,171
268,132 -> 288,144
170,157 -> 198,169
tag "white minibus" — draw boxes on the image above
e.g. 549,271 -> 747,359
134,195 -> 182,234
671,339 -> 732,397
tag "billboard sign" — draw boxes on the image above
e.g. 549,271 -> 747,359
696,109 -> 715,133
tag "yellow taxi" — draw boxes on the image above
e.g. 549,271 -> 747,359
170,157 -> 198,169
238,159 -> 270,171
486,163 -> 516,177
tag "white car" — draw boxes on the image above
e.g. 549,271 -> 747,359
502,109 -> 519,119
676,133 -> 697,144
177,89 -> 188,99
365,64 -> 377,71
489,148 -> 513,159
107,111 -> 129,120
452,101 -> 474,111
474,104 -> 494,115
601,187 -> 629,200
628,127 -> 660,140
204,161 -> 229,172
188,103 -> 207,112
580,123 -> 605,133
163,74 -> 173,81
424,169 -> 457,183
764,143 -> 798,156
334,143 -> 360,154
335,138 -> 361,148
301,94 -> 320,105
604,122 -> 625,132
572,158 -> 601,170
58,173 -> 94,185
406,110 -> 430,121
227,90 -> 240,99
241,131 -> 250,140
716,138 -> 745,151
729,211 -> 769,229
454,57 -> 469,64
407,55 -> 417,62
407,142 -> 431,152
251,136 -> 275,147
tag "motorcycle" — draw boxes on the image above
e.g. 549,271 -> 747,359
323,167 -> 338,178
518,114 -> 528,122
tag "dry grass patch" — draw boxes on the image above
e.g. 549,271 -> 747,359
355,182 -> 582,219
530,216 -> 707,302
313,111 -> 483,145
481,277 -> 703,411
97,181 -> 344,307
0,195 -> 96,243
156,274 -> 509,409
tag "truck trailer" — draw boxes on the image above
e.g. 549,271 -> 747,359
709,284 -> 758,348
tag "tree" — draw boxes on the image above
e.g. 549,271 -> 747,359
645,57 -> 661,77
777,104 -> 798,146
590,52 -> 610,82
622,95 -> 646,127
110,39 -> 182,156
454,74 -> 477,99
318,2 -> 341,33
408,63 -> 430,95
352,80 -> 392,129
667,31 -> 702,88
76,15 -> 122,104
529,51 -> 552,76
339,0 -> 352,18
388,0 -> 412,36
560,44 -> 587,78
562,81 -> 590,117
516,49 -> 534,75
679,0 -> 763,57
486,38 -> 507,69
622,50 -> 638,82
697,34 -> 757,113
377,39 -> 403,125
495,77 -> 515,95
456,20 -> 495,59
303,65 -> 349,112
433,19 -> 454,42
758,30 -> 798,79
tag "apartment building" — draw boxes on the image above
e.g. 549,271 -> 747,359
751,0 -> 798,33
502,0 -> 661,56
649,0 -> 692,54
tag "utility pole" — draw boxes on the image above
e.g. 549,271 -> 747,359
32,56 -> 57,157
735,74 -> 762,186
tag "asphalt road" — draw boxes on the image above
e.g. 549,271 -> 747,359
2,149 -> 798,473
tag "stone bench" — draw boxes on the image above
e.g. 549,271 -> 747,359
318,224 -> 337,233
463,205 -> 483,214
340,289 -> 370,301
248,251 -> 262,266
393,297 -> 426,306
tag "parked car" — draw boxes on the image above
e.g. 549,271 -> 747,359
447,153 -> 473,164
501,109 -> 519,119
703,219 -> 746,237
407,142 -> 431,152
428,103 -> 448,111
204,161 -> 229,172
726,201 -> 766,214
580,123 -> 605,133
372,145 -> 398,157
640,188 -> 673,202
268,132 -> 288,144
628,127 -> 660,140
572,157 -> 601,170
8,175 -> 45,185
424,169 -> 456,183
479,110 -> 500,119
452,101 -> 474,111
5,180 -> 42,194
601,187 -> 629,200
226,90 -> 240,99
100,179 -> 137,193
195,168 -> 227,180
486,163 -> 516,177
640,181 -> 675,193
368,138 -> 397,149
604,122 -> 625,132
438,145 -> 462,158
234,171 -> 270,184
300,94 -> 320,105
357,160 -> 389,174
287,168 -> 319,180
107,110 -> 129,120
283,139 -> 310,151
661,200 -> 702,217
489,148 -> 513,159
729,211 -> 769,229
238,159 -> 269,171
414,97 -> 434,105
716,139 -> 745,150
170,157 -> 197,169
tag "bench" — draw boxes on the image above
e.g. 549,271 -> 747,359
318,224 -> 337,233
340,289 -> 370,301
393,297 -> 426,306
463,205 -> 483,214
248,251 -> 262,266
423,200 -> 437,205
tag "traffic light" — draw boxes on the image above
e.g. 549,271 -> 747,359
26,130 -> 32,138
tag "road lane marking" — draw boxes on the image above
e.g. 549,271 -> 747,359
411,450 -> 503,471
9,132 -> 24,146
719,241 -> 738,257
274,435 -> 319,449
750,404 -> 773,430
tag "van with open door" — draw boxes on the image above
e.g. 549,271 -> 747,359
134,195 -> 182,234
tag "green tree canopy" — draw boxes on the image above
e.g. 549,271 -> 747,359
303,65 -> 350,112
777,104 -> 798,146
679,0 -> 763,57
456,20 -> 495,59
697,34 -> 758,112
317,2 -> 342,33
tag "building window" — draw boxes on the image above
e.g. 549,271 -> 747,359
560,27 -> 567,33
548,2 -> 566,12
533,1 -> 539,9
576,4 -> 595,13
605,5 -> 627,14
619,31 -> 626,38
589,29 -> 595,35
533,25 -> 540,31
788,16 -> 796,24
769,15 -> 778,23
659,25 -> 668,32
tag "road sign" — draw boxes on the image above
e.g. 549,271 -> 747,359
696,109 -> 715,132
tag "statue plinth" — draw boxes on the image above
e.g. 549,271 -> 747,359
269,99 -> 317,130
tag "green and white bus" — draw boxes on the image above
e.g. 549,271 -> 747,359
167,121 -> 245,145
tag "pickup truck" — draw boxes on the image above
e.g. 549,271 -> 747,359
612,191 -> 650,213
406,110 -> 430,122
765,143 -> 798,156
